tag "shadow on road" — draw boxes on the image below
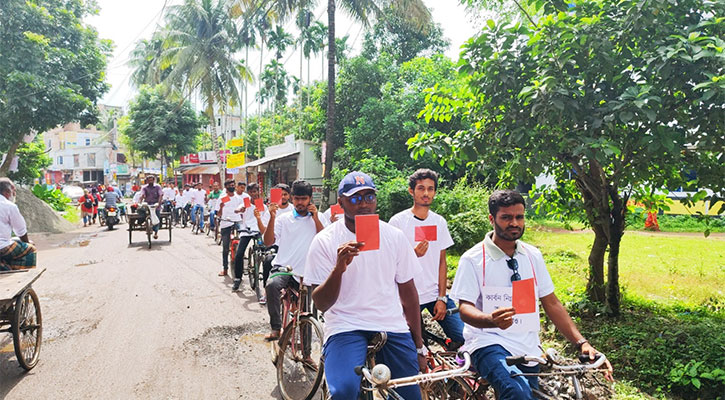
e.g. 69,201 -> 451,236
0,337 -> 36,398
127,241 -> 173,251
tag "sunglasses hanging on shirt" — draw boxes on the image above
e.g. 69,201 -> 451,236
506,258 -> 521,282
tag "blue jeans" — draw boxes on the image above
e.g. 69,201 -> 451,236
191,204 -> 204,229
209,210 -> 217,229
323,330 -> 422,400
420,298 -> 465,344
471,344 -> 540,400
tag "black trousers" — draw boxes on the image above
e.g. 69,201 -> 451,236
233,236 -> 253,279
221,226 -> 233,269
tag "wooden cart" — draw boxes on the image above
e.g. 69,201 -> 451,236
127,207 -> 172,249
0,268 -> 45,370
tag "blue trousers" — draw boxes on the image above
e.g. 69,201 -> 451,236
420,298 -> 465,344
323,330 -> 422,400
191,204 -> 204,229
209,210 -> 217,229
471,344 -> 540,400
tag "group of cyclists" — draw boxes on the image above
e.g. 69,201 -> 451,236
199,168 -> 612,400
114,168 -> 614,399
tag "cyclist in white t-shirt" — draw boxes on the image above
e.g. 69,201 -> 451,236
389,168 -> 464,346
306,171 -> 424,400
217,179 -> 244,276
259,183 -> 294,302
450,190 -> 613,399
190,182 -> 207,229
232,182 -> 269,291
263,180 -> 324,340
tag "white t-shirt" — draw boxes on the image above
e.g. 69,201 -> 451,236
271,211 -> 319,281
132,191 -> 142,204
162,187 -> 176,201
239,195 -> 269,236
219,193 -> 243,229
389,209 -> 454,304
450,232 -> 555,358
174,192 -> 186,208
190,189 -> 206,206
305,220 -> 420,341
276,204 -> 293,217
0,195 -> 27,249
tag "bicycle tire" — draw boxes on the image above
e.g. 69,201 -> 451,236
253,250 -> 263,300
247,246 -> 256,291
277,315 -> 325,400
12,288 -> 42,371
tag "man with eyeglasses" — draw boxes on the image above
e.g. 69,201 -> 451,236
450,190 -> 613,400
306,171 -> 425,400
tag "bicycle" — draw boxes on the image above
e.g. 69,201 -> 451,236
505,348 -> 610,400
213,214 -> 222,245
245,233 -> 275,301
420,308 -> 489,400
268,266 -> 325,400
190,206 -> 203,234
355,334 -> 474,400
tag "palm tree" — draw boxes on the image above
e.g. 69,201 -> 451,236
299,19 -> 326,105
129,30 -> 171,88
163,0 -> 253,177
237,19 -> 258,155
319,0 -> 431,205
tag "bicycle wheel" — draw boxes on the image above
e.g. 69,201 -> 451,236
12,288 -> 42,371
277,316 -> 325,400
253,251 -> 263,300
247,246 -> 256,291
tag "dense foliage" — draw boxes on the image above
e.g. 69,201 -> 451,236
31,184 -> 70,212
8,138 -> 51,185
0,0 -> 110,175
411,0 -> 725,315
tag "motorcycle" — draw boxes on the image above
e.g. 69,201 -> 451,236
104,206 -> 120,230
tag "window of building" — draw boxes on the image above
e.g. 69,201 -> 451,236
85,138 -> 91,146
87,153 -> 96,167
73,154 -> 79,167
58,156 -> 63,165
217,118 -> 221,126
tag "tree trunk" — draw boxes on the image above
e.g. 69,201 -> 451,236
0,140 -> 21,177
586,223 -> 607,303
208,107 -> 224,179
299,42 -> 303,138
322,0 -> 336,207
606,189 -> 626,316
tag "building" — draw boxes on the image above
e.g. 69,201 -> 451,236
238,135 -> 325,204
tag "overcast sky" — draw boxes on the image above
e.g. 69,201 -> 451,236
87,0 -> 482,109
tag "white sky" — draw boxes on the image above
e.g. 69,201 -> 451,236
87,0 -> 482,109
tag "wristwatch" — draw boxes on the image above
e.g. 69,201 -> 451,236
576,338 -> 589,349
436,295 -> 448,303
416,346 -> 429,356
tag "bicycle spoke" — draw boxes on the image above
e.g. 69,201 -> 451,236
277,317 -> 324,400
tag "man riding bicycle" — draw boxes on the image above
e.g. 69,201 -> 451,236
259,183 -> 294,303
262,180 -> 324,341
389,169 -> 465,349
306,172 -> 426,400
190,182 -> 207,230
207,181 -> 223,232
217,179 -> 244,277
232,183 -> 268,292
450,190 -> 613,399
138,175 -> 164,239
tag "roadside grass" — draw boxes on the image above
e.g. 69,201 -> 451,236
446,229 -> 725,399
530,214 -> 725,234
62,206 -> 80,224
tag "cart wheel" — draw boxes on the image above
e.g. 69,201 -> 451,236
146,220 -> 152,249
128,225 -> 132,244
169,223 -> 172,242
12,288 -> 42,371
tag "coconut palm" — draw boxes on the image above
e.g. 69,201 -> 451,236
163,0 -> 253,176
129,30 -> 172,88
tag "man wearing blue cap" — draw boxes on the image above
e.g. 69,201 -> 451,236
305,171 -> 425,400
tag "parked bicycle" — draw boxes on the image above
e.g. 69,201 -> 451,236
245,233 -> 275,301
268,266 -> 325,400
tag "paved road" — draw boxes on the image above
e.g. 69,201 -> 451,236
0,221 -> 282,399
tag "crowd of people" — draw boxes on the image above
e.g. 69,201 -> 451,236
0,169 -> 614,399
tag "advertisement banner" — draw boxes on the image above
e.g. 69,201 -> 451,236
228,138 -> 244,148
226,152 -> 246,169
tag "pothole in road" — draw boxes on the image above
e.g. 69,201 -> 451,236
44,318 -> 101,342
57,233 -> 98,248
181,322 -> 268,366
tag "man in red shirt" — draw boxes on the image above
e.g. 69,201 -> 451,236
79,189 -> 95,227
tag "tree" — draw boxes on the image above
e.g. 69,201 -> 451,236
8,138 -> 52,185
412,0 -> 725,315
0,0 -> 110,176
129,30 -> 173,88
121,85 -> 202,176
163,0 -> 252,177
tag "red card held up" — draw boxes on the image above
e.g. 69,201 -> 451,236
414,225 -> 437,241
254,198 -> 264,212
270,188 -> 282,205
243,197 -> 251,208
512,278 -> 536,314
330,203 -> 343,216
355,214 -> 380,251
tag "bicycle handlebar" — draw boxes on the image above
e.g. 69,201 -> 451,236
446,307 -> 459,316
506,349 -> 608,372
356,351 -> 473,390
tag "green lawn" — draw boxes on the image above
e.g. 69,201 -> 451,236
445,229 -> 725,399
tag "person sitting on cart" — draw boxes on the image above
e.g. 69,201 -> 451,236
138,175 -> 164,239
0,178 -> 36,271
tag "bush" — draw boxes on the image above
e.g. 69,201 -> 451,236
626,212 -> 725,233
548,296 -> 725,399
431,179 -> 492,254
31,184 -> 70,212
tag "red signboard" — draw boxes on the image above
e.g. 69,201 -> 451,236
189,153 -> 199,163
